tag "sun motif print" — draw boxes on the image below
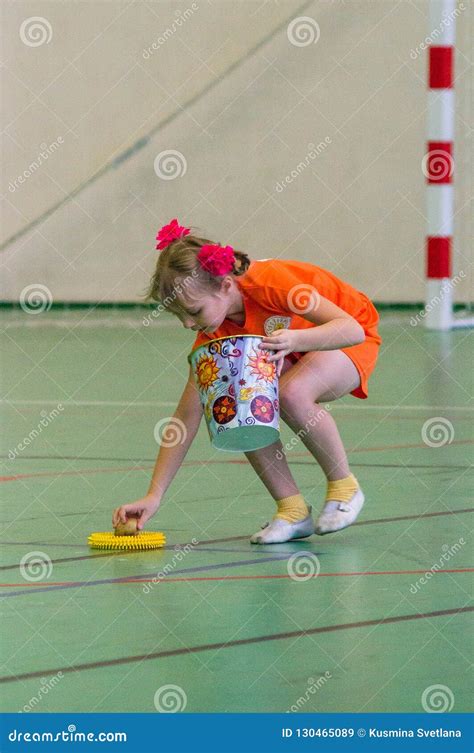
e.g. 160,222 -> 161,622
196,354 -> 220,391
246,349 -> 276,383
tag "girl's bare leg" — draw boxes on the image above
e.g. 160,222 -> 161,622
245,351 -> 360,489
245,438 -> 313,544
244,439 -> 299,500
278,350 -> 361,481
245,351 -> 364,541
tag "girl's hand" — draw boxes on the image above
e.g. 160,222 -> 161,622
112,494 -> 161,531
259,330 -> 300,376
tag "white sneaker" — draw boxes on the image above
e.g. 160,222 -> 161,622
250,506 -> 314,544
315,488 -> 365,535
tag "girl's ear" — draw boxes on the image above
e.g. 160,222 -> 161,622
222,275 -> 235,294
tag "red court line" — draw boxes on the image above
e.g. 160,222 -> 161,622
1,439 -> 471,482
1,567 -> 472,588
1,605 -> 471,684
1,508 -> 472,572
354,507 -> 474,527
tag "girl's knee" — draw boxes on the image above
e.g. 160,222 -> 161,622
280,379 -> 323,412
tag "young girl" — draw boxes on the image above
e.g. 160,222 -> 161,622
112,218 -> 382,544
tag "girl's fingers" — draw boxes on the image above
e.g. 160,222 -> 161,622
138,507 -> 155,530
113,504 -> 143,527
267,345 -> 290,361
267,352 -> 285,363
120,505 -> 134,523
277,354 -> 290,375
261,342 -> 286,352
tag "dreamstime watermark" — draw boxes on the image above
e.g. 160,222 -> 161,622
287,284 -> 321,315
287,16 -> 320,47
421,148 -> 454,181
287,672 -> 332,712
153,684 -> 187,712
287,552 -> 320,581
142,4 -> 199,59
153,149 -> 187,180
8,404 -> 64,460
421,417 -> 454,447
410,3 -> 465,60
275,139 -> 332,193
409,538 -> 465,594
20,551 -> 53,582
153,417 -> 188,448
8,138 -> 64,193
142,539 -> 199,594
20,16 -> 53,47
19,673 -> 64,713
421,684 -> 455,712
143,269 -> 199,326
276,404 -> 331,459
8,726 -> 126,743
20,284 -> 53,314
410,272 -> 465,326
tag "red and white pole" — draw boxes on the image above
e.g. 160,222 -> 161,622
425,0 -> 455,330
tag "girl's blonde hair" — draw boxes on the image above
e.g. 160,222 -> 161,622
143,229 -> 251,313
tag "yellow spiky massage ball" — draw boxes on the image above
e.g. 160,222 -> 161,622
88,515 -> 166,550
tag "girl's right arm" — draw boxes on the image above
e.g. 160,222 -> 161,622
112,366 -> 203,530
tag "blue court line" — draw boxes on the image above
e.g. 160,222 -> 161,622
0,553 -> 300,599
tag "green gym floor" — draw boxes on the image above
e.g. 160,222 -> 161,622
0,308 -> 472,713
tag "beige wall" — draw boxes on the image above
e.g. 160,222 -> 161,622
1,0 -> 472,302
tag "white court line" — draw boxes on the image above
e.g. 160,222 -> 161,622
0,315 -> 404,325
1,399 -> 472,410
0,317 -> 180,330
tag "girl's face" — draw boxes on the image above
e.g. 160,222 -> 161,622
175,278 -> 240,335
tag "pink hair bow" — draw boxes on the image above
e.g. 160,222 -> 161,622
155,218 -> 190,250
197,244 -> 235,276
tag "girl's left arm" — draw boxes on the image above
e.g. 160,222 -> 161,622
259,295 -> 365,368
